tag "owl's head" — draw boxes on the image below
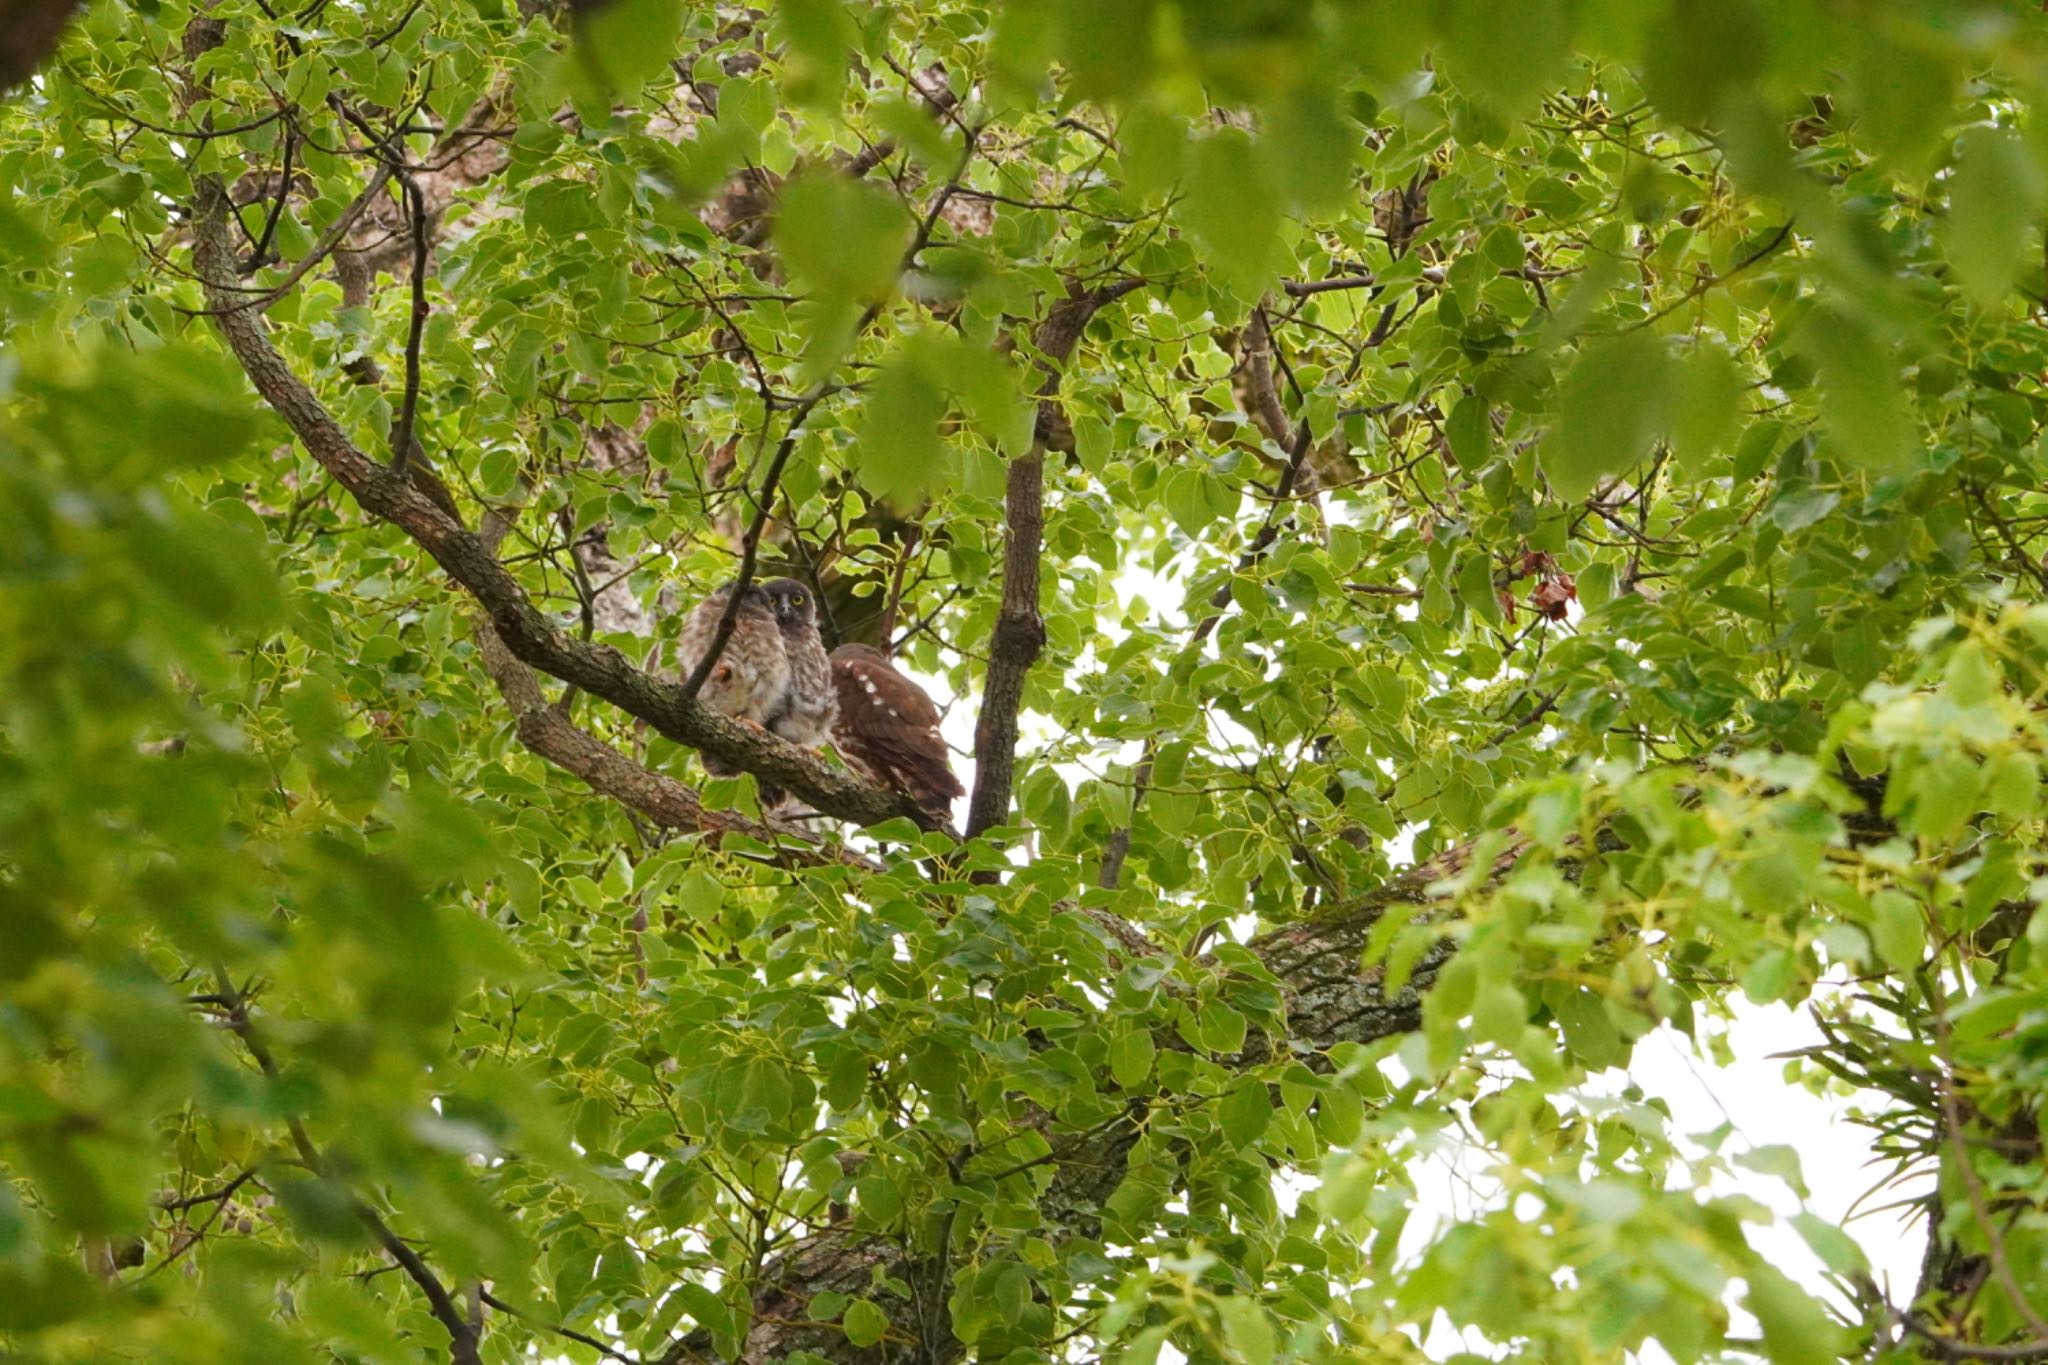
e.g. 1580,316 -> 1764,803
762,578 -> 816,630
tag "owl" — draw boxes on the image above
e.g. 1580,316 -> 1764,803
829,643 -> 964,823
675,581 -> 790,778
761,579 -> 836,750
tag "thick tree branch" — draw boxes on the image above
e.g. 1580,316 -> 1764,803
965,278 -> 1143,839
191,179 -> 931,831
472,512 -> 879,869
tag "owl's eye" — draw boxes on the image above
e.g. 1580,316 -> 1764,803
792,594 -> 806,606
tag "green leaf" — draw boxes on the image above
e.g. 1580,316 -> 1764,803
1906,756 -> 1981,845
1119,106 -> 1185,203
1119,1325 -> 1170,1365
1671,342 -> 1744,473
1986,752 -> 2039,823
1868,891 -> 1925,973
1437,0 -> 1575,124
774,175 -> 912,305
857,343 -> 949,507
856,1172 -> 904,1224
1198,1001 -> 1248,1056
1445,395 -> 1492,472
1266,89 -> 1355,212
1948,126 -> 2044,307
1179,129 -> 1281,300
1548,333 -> 1672,501
1639,0 -> 1765,126
573,0 -> 685,94
1746,1263 -> 1846,1364
1109,1029 -> 1156,1088
1217,1081 -> 1273,1150
1317,1152 -> 1374,1225
1791,1213 -> 1869,1277
1057,0 -> 1157,100
677,869 -> 725,919
774,0 -> 857,107
1849,33 -> 1954,174
842,1298 -> 889,1348
1216,1297 -> 1276,1365
1807,313 -> 1913,472
1457,552 -> 1502,627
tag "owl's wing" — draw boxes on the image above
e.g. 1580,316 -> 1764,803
831,653 -> 963,813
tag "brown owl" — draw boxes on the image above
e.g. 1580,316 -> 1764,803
829,644 -> 963,822
762,579 -> 835,750
676,582 -> 790,778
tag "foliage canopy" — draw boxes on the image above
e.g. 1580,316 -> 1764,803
4,1 -> 2048,1362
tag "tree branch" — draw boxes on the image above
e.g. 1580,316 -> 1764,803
390,169 -> 430,477
190,179 -> 931,830
1933,984 -> 2048,1342
678,388 -> 824,701
964,278 -> 1143,840
472,511 -> 879,869
211,969 -> 481,1365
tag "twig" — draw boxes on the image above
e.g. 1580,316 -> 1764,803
878,527 -> 919,646
210,967 -> 481,1365
155,1168 -> 259,1212
677,387 -> 826,700
1900,1314 -> 2048,1361
245,127 -> 296,269
1614,219 -> 1795,333
478,1289 -> 644,1365
390,171 -> 429,477
199,161 -> 395,315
